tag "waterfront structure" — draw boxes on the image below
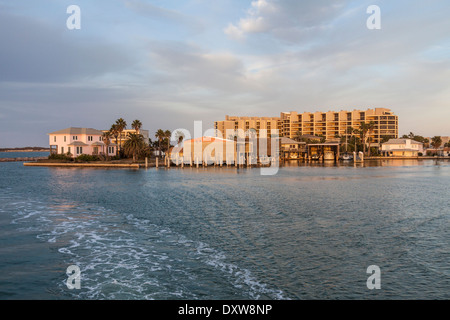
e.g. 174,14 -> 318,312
168,136 -> 280,166
280,137 -> 306,160
48,127 -> 117,158
170,136 -> 238,165
307,142 -> 341,161
214,108 -> 398,148
425,147 -> 449,156
381,138 -> 423,157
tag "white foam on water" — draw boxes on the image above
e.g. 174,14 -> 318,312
2,192 -> 287,300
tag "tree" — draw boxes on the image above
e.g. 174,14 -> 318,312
131,119 -> 142,134
102,131 -> 112,161
294,130 -> 302,142
165,130 -> 172,154
174,131 -> 185,145
381,135 -> 394,144
109,124 -> 119,156
123,133 -> 146,162
155,129 -> 166,158
431,136 -> 442,149
115,118 -> 127,155
357,121 -> 375,155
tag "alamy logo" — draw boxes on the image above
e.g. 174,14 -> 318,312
366,265 -> 381,290
66,5 -> 81,30
366,5 -> 381,30
66,265 -> 81,289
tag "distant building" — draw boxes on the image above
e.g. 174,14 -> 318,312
102,129 -> 149,148
381,139 -> 423,157
214,108 -> 398,147
48,127 -> 117,158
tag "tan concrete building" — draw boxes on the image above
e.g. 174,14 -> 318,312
214,116 -> 281,139
215,108 -> 398,147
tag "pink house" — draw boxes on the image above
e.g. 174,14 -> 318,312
48,127 -> 117,158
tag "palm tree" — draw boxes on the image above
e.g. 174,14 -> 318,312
131,119 -> 142,134
123,133 -> 145,162
357,121 -> 375,155
155,129 -> 165,158
115,118 -> 127,155
164,130 -> 171,154
102,131 -> 112,161
174,131 -> 185,145
109,124 -> 119,156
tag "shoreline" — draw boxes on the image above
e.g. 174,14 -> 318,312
0,149 -> 49,153
23,162 -> 140,168
19,156 -> 450,169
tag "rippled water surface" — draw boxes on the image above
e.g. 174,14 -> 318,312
0,160 -> 449,299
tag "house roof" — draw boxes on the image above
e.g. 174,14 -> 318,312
67,141 -> 88,146
48,127 -> 104,135
383,139 -> 423,145
185,136 -> 235,143
90,141 -> 105,146
386,149 -> 420,152
298,134 -> 321,140
280,137 -> 305,145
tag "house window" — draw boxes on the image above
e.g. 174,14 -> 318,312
54,136 -> 56,142
76,147 -> 83,154
61,147 -> 64,154
68,147 -> 71,154
108,146 -> 114,154
73,136 -> 78,140
64,136 -> 66,142
88,136 -> 93,141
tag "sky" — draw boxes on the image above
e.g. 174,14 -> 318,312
0,0 -> 449,147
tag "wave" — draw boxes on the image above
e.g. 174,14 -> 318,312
1,191 -> 286,300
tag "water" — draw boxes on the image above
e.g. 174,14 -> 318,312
0,151 -> 49,159
0,160 -> 449,299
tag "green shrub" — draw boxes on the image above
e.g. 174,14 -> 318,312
76,154 -> 100,162
48,153 -> 73,161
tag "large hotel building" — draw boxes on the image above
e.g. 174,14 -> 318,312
214,108 -> 398,146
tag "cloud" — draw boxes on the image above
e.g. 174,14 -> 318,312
123,0 -> 204,33
0,11 -> 135,83
146,41 -> 253,94
224,0 -> 350,42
